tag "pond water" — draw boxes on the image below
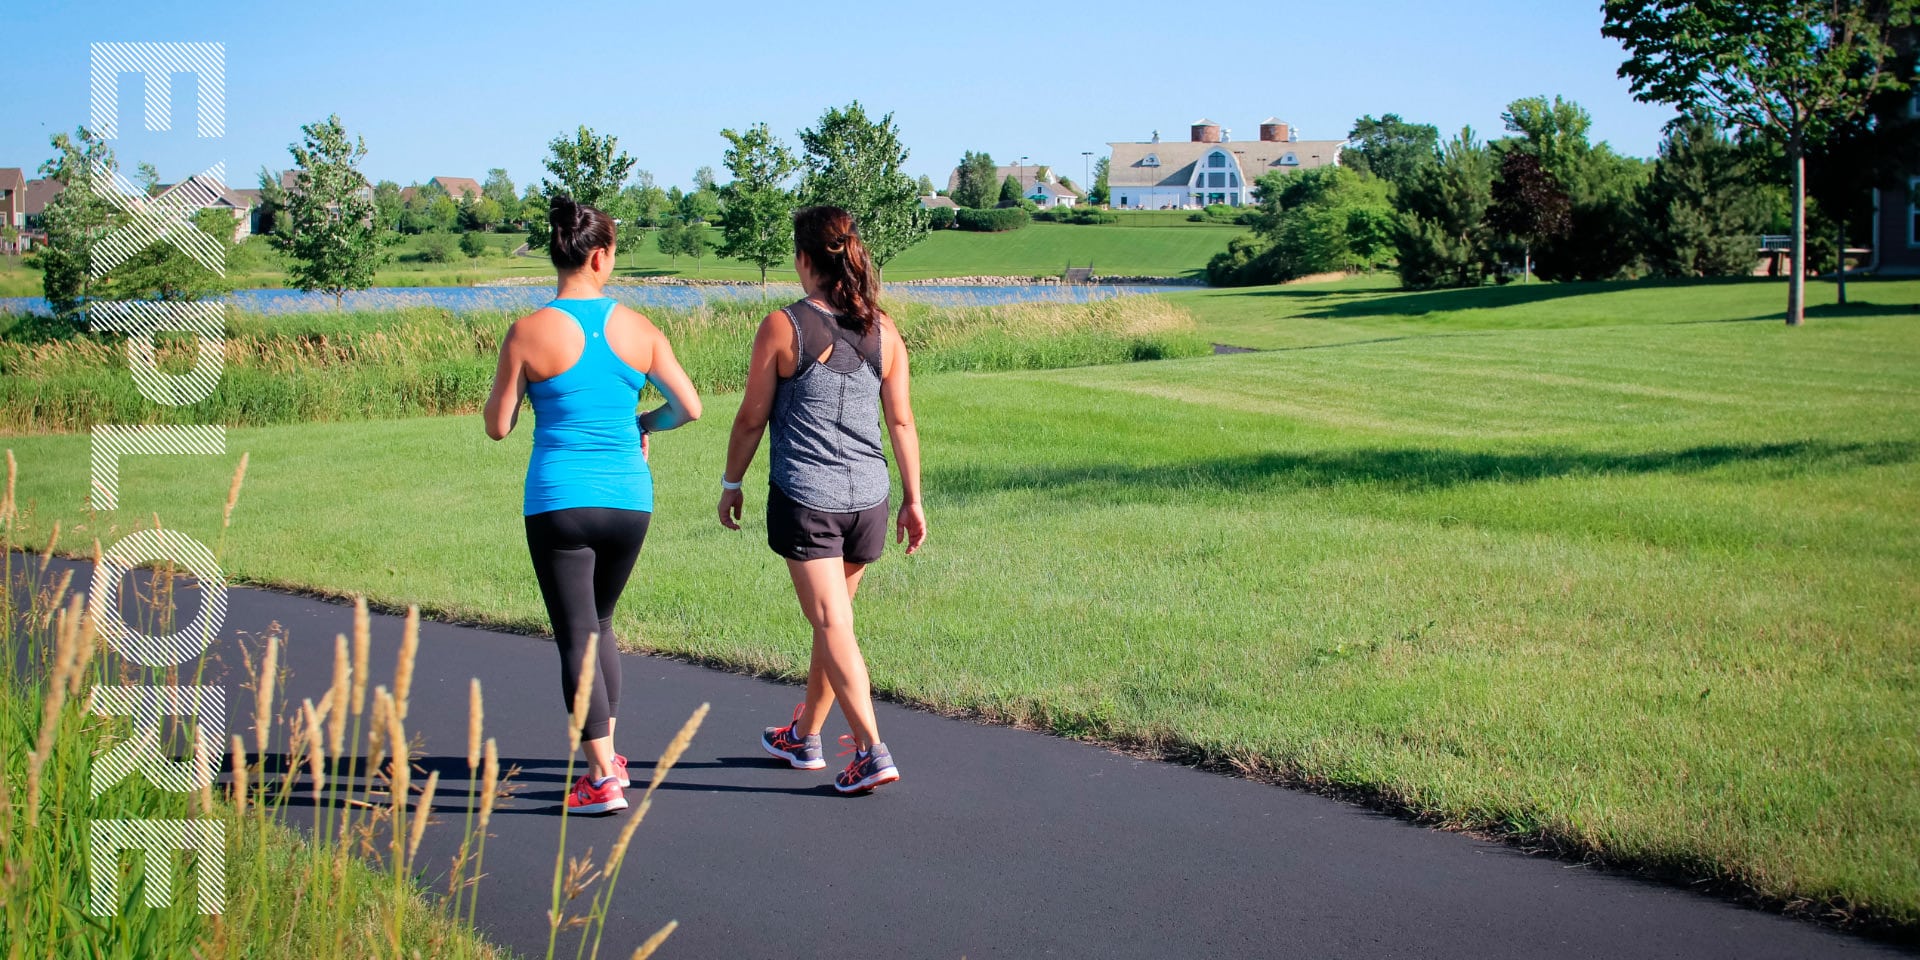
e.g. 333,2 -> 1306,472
0,283 -> 1196,316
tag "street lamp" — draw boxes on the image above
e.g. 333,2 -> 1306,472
1081,151 -> 1093,204
1019,156 -> 1028,201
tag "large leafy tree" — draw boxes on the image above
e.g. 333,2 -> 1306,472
951,150 -> 998,209
1207,166 -> 1396,285
1500,95 -> 1649,282
1487,150 -> 1572,283
1392,127 -> 1499,289
797,101 -> 927,267
1343,113 -> 1441,187
1639,111 -> 1774,278
1603,0 -> 1919,324
1805,75 -> 1920,301
274,114 -> 389,310
482,167 -> 519,222
29,128 -> 116,318
717,123 -> 800,286
529,125 -> 636,250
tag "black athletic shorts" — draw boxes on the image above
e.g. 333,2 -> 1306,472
766,483 -> 888,564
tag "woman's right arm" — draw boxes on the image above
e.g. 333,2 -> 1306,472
483,321 -> 526,441
717,312 -> 788,530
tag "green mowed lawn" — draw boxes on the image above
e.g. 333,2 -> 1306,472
5,280 -> 1918,924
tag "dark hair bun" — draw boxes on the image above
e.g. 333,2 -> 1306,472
546,194 -> 615,271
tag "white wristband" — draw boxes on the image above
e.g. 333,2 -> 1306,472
720,476 -> 742,491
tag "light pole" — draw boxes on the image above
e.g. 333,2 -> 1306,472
1019,156 -> 1028,203
1081,151 -> 1092,204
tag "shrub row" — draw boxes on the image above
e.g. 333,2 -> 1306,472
954,207 -> 1031,232
1035,207 -> 1119,226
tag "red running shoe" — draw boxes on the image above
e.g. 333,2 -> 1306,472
567,774 -> 628,814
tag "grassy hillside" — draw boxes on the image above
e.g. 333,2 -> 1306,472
0,221 -> 1245,297
5,277 -> 1918,927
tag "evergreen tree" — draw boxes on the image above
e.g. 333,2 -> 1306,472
1089,156 -> 1111,205
1392,127 -> 1498,289
953,150 -> 998,208
1639,112 -> 1772,277
997,174 -> 1023,208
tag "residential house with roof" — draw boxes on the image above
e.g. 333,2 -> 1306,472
1107,118 -> 1343,209
0,168 -> 25,252
945,163 -> 1077,203
401,176 -> 484,204
918,194 -> 959,211
1871,32 -> 1920,274
1026,180 -> 1079,209
151,174 -> 259,241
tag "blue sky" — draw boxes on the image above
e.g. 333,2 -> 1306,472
2,1 -> 1677,193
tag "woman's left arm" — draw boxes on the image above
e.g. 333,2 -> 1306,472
879,319 -> 926,554
483,322 -> 527,440
638,327 -> 702,434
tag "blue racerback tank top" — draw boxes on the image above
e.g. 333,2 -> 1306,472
523,297 -> 653,516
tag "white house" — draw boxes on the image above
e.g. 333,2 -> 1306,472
1027,180 -> 1079,209
1107,118 -> 1344,210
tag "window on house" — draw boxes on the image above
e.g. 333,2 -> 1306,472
1910,176 -> 1919,247
1281,153 -> 1298,165
1142,154 -> 1159,167
1209,152 -> 1228,168
1120,195 -> 1129,207
1230,173 -> 1240,187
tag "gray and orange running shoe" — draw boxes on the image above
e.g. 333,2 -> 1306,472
761,705 -> 827,770
833,738 -> 899,794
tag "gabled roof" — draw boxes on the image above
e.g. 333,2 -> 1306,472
24,179 -> 64,214
152,174 -> 255,210
918,195 -> 959,209
1105,139 -> 1344,189
0,168 -> 24,197
946,163 -> 1062,196
433,176 -> 483,200
1029,180 -> 1080,199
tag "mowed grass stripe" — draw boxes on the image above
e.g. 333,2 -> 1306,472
4,285 -> 1918,924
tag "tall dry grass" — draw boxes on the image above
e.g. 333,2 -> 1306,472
0,296 -> 1207,433
0,453 -> 704,958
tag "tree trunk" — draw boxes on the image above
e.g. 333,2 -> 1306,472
1787,143 -> 1806,326
1836,218 -> 1848,306
1523,244 -> 1531,285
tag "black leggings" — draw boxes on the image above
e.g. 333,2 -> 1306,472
524,507 -> 650,742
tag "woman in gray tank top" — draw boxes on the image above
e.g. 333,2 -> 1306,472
718,206 -> 926,794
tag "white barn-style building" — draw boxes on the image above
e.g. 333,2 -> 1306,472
1107,118 -> 1344,210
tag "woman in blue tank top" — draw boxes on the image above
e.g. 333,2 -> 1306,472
482,196 -> 701,815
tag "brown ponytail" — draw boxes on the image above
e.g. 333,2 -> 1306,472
793,205 -> 882,334
547,193 -> 616,270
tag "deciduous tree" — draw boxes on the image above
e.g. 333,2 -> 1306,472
1343,114 -> 1440,186
1487,150 -> 1572,283
717,122 -> 799,286
274,114 -> 389,309
1603,0 -> 1919,323
798,101 -> 928,266
529,125 -> 636,249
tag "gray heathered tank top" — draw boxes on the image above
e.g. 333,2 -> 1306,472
769,299 -> 890,512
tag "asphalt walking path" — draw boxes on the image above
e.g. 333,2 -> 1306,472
29,556 -> 1909,959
